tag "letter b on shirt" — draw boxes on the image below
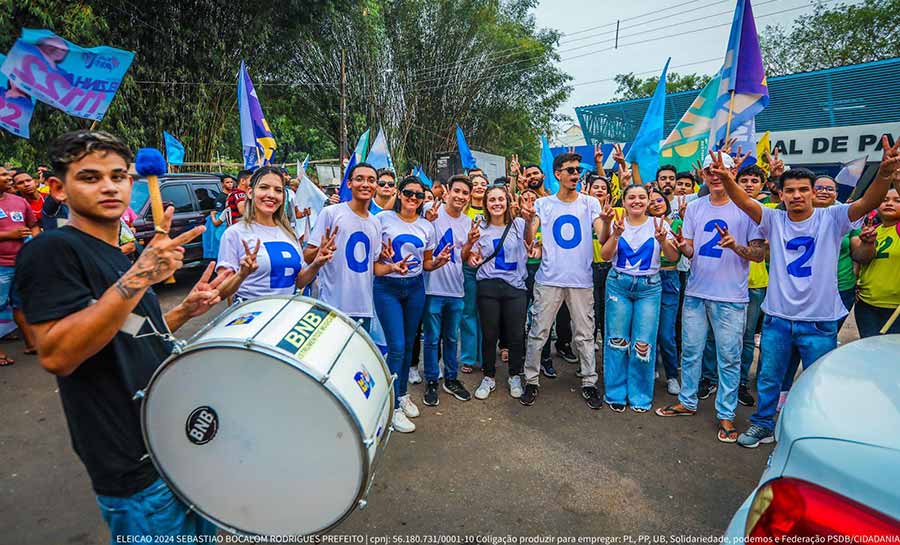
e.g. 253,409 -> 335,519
265,241 -> 302,288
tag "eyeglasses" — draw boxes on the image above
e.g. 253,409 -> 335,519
814,185 -> 836,193
556,166 -> 584,175
352,176 -> 376,183
402,189 -> 426,200
377,180 -> 395,188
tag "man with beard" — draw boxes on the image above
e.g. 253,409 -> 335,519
523,164 -> 548,197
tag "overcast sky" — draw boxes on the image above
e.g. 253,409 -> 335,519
533,0 -> 827,123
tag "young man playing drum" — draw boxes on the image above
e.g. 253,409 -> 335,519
14,131 -> 225,543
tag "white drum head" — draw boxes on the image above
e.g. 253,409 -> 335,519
142,345 -> 366,536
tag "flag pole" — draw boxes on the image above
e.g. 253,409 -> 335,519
724,90 -> 736,143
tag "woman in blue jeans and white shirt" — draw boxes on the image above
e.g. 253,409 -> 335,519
600,185 -> 679,412
374,177 -> 453,433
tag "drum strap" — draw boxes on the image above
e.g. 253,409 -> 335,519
90,299 -> 177,342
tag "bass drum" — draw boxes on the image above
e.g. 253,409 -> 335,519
140,295 -> 394,537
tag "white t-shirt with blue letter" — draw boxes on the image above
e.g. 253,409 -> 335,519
534,193 -> 600,288
424,204 -> 471,298
613,217 -> 672,276
473,218 -> 528,290
309,203 -> 381,318
377,211 -> 437,279
217,222 -> 304,300
683,197 -> 764,303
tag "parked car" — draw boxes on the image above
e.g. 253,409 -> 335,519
725,335 -> 900,538
129,173 -> 227,264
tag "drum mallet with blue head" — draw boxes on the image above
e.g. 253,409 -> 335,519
135,147 -> 176,284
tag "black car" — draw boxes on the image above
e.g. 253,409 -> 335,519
129,173 -> 227,264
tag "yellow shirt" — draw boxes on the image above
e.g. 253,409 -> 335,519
595,207 -> 625,263
747,203 -> 778,289
465,206 -> 483,221
857,224 -> 900,308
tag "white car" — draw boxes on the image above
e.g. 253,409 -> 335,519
726,335 -> 900,538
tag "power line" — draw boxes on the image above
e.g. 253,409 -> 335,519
559,0 -> 732,43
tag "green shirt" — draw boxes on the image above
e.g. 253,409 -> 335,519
660,218 -> 683,268
837,228 -> 861,291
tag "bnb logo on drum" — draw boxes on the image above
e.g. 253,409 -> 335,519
185,406 -> 218,445
276,306 -> 332,356
354,369 -> 375,399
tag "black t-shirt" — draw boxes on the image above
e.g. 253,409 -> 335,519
214,190 -> 229,213
15,227 -> 173,497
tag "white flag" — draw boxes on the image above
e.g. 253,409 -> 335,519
835,156 -> 868,188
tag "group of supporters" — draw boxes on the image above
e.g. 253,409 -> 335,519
3,130 -> 899,542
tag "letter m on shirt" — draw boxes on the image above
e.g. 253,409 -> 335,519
616,238 -> 655,271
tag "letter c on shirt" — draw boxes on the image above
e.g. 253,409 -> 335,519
345,231 -> 370,273
552,215 -> 582,249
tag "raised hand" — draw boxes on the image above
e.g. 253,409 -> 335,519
677,196 -> 688,219
673,230 -> 689,251
178,261 -> 226,318
425,201 -> 441,222
721,137 -> 737,155
526,239 -> 542,260
509,154 -> 521,177
877,134 -> 900,180
653,217 -> 668,244
117,207 -> 205,297
769,147 -> 785,177
313,226 -> 339,266
733,146 -> 752,171
328,193 -> 340,205
240,238 -> 261,276
509,198 -> 520,218
468,245 -> 484,267
600,200 -> 616,223
611,215 -> 625,238
859,216 -> 878,244
379,238 -> 395,262
612,143 -> 626,167
432,244 -> 453,268
519,199 -> 535,222
466,223 -> 481,245
714,224 -> 736,250
708,150 -> 736,186
594,144 -> 604,170
391,254 -> 412,275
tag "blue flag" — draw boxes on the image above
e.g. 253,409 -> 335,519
456,125 -> 477,170
625,58 -> 669,183
368,127 -> 394,170
353,129 -> 370,163
414,166 -> 433,188
339,153 -> 358,202
541,134 -> 557,194
163,131 -> 185,166
238,60 -> 276,169
0,29 -> 134,122
0,54 -> 35,138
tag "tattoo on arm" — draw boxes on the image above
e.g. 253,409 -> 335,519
734,239 -> 766,262
114,248 -> 165,299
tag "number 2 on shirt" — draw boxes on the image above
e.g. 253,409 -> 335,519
786,236 -> 815,278
875,236 -> 893,259
697,219 -> 728,258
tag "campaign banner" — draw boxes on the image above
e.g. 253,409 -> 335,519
0,29 -> 134,121
0,54 -> 35,138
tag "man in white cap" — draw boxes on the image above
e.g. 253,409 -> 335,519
655,151 -> 767,444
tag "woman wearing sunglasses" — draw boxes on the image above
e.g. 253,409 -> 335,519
647,187 -> 683,395
599,184 -> 679,412
463,186 -> 534,400
374,176 -> 454,433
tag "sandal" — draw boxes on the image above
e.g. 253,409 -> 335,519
24,346 -> 37,355
654,403 -> 696,417
461,365 -> 474,374
0,356 -> 15,366
717,420 -> 738,443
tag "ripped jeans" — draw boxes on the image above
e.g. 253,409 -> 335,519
602,269 -> 662,410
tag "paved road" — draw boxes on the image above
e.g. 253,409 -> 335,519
0,267 -> 860,544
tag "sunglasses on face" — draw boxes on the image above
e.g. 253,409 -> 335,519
556,166 -> 584,176
814,185 -> 836,193
402,189 -> 426,200
377,180 -> 395,187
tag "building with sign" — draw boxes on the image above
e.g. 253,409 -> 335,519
574,58 -> 900,186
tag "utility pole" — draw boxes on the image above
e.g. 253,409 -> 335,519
339,48 -> 347,178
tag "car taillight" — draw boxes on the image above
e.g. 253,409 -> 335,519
746,477 -> 900,538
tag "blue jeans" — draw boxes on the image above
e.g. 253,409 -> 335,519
96,478 -> 217,545
781,288 -> 856,391
423,295 -> 464,381
740,287 -> 767,386
679,296 -> 746,421
657,270 -> 681,381
0,266 -> 15,338
373,275 -> 426,407
603,269 -> 662,410
459,265 -> 482,367
750,315 -> 838,431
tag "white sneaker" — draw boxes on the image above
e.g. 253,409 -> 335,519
408,367 -> 422,385
474,377 -> 496,400
392,409 -> 416,433
399,395 -> 420,418
666,378 -> 681,395
508,376 -> 524,398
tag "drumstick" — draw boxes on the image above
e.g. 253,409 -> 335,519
880,305 -> 900,335
135,147 -> 176,284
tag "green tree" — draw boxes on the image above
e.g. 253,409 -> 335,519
613,71 -> 712,100
759,0 -> 900,76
